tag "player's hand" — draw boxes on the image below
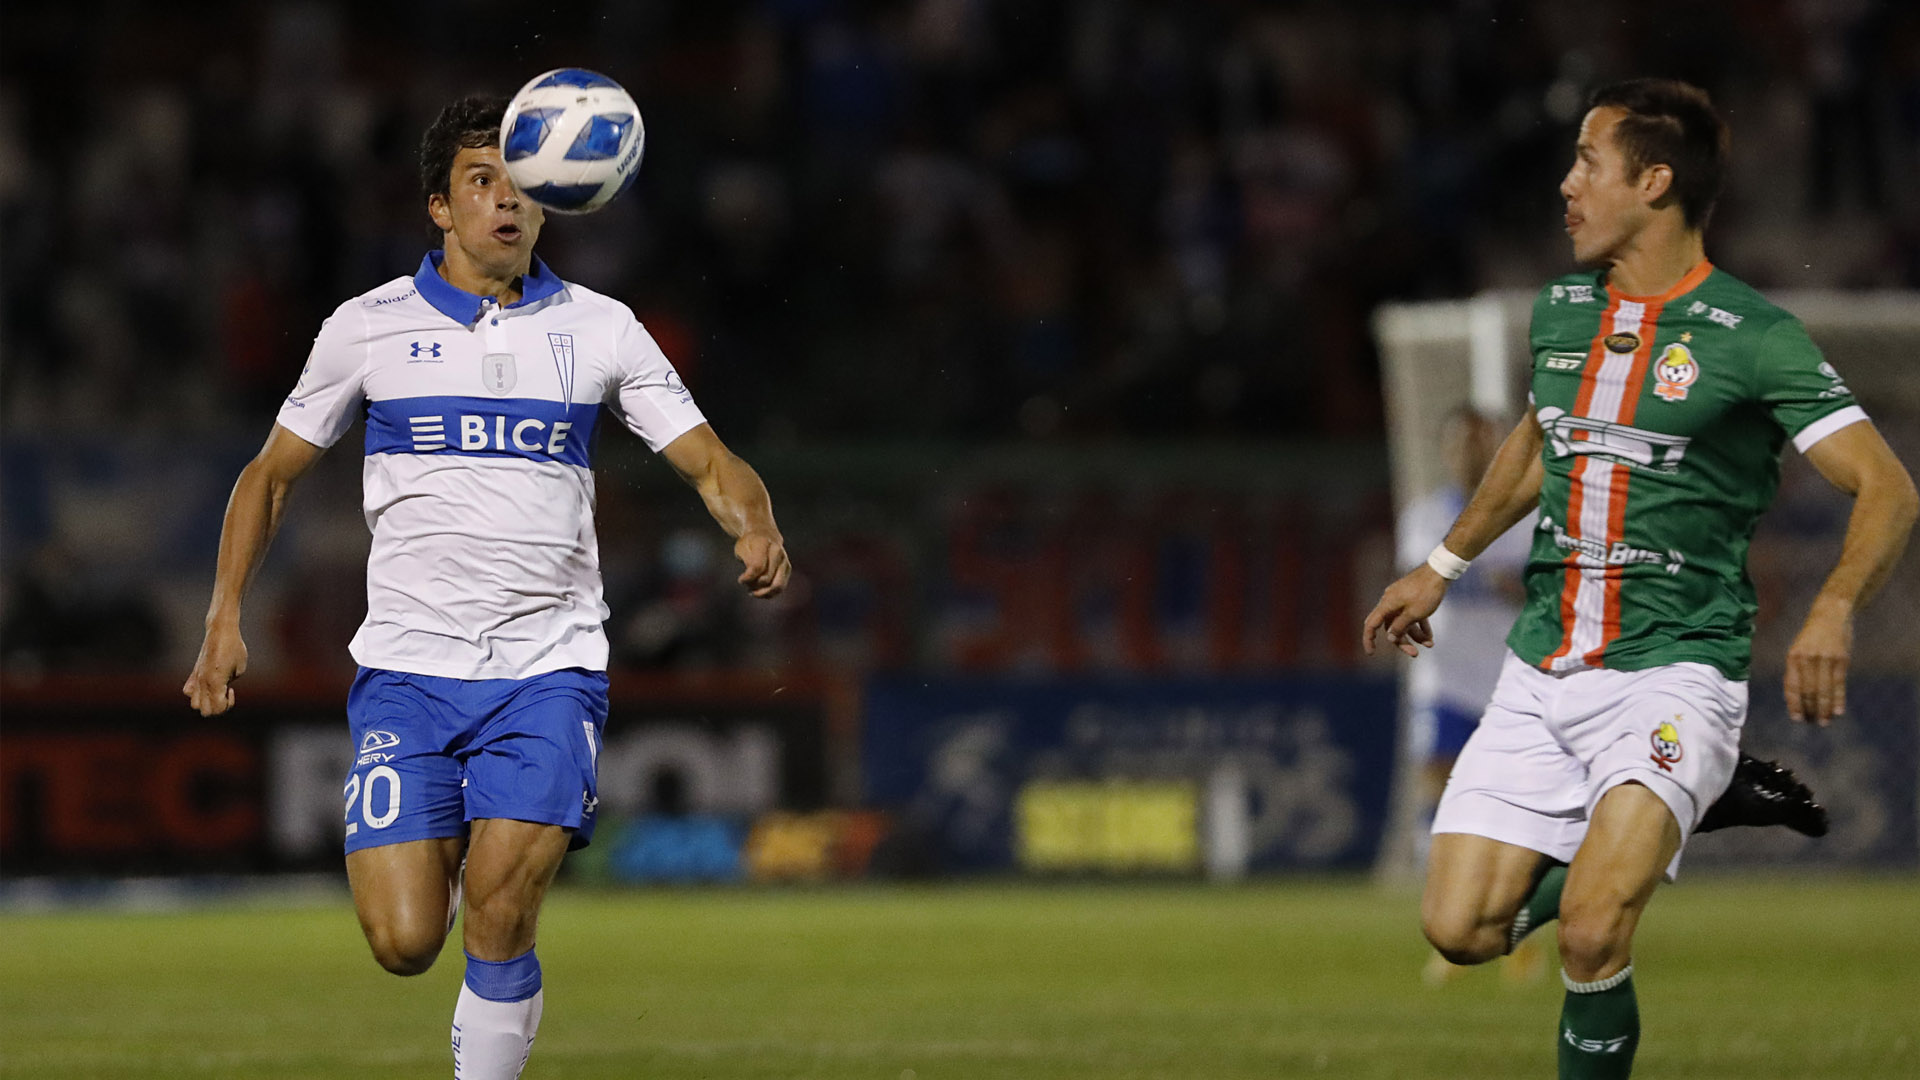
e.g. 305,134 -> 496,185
735,530 -> 791,599
1784,594 -> 1852,726
183,621 -> 249,717
1363,566 -> 1448,658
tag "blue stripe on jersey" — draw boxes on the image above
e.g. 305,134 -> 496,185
366,396 -> 600,468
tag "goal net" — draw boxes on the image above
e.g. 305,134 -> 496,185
1371,290 -> 1920,879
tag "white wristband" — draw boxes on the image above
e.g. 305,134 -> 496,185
1426,544 -> 1470,581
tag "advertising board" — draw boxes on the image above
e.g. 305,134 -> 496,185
0,673 -> 831,874
862,675 -> 1400,874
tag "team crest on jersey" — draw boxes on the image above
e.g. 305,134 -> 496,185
1653,343 -> 1699,402
1603,332 -> 1640,354
1649,718 -> 1684,772
483,353 -> 518,395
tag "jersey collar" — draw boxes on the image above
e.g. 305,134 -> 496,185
414,250 -> 567,326
1604,259 -> 1714,305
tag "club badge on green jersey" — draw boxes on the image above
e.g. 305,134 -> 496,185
1653,343 -> 1699,402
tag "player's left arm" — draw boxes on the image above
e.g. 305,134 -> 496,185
659,423 -> 791,599
1789,422 -> 1918,725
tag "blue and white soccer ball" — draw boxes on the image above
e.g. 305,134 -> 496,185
500,69 -> 645,215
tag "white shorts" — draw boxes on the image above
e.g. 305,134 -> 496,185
1431,651 -> 1746,878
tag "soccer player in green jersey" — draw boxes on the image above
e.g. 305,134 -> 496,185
1364,79 -> 1916,1079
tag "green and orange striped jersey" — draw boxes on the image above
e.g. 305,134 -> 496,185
1506,261 -> 1866,681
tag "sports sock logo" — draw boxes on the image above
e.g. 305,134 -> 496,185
1563,1028 -> 1632,1054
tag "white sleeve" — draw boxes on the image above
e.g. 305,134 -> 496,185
605,305 -> 706,452
275,304 -> 367,448
1395,494 -> 1437,571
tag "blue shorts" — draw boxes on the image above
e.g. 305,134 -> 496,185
342,667 -> 609,855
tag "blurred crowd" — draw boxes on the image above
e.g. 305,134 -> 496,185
8,0 -> 1919,442
3,0 -> 1919,674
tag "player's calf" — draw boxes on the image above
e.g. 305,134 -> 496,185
461,819 -> 571,959
453,820 -> 571,1080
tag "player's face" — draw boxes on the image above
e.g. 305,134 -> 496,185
429,145 -> 545,270
1559,107 -> 1648,266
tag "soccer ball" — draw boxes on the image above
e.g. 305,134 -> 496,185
499,69 -> 645,215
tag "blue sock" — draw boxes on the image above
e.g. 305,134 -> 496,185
454,950 -> 544,1078
463,949 -> 542,1002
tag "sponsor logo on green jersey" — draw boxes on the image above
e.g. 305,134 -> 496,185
1537,406 -> 1692,474
1685,299 -> 1744,328
1540,515 -> 1686,575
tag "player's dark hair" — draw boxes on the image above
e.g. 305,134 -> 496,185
1588,79 -> 1728,230
420,95 -> 510,203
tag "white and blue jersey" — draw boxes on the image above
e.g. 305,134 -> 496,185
1397,485 -> 1533,758
277,251 -> 706,681
279,252 -> 706,852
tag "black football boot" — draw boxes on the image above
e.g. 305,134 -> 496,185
1695,752 -> 1829,837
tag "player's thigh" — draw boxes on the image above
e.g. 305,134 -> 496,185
1431,656 -> 1587,862
1561,782 -> 1680,955
1422,832 -> 1552,944
345,835 -> 465,970
343,668 -> 472,853
1579,663 -> 1745,855
461,817 -> 572,960
462,669 -> 609,845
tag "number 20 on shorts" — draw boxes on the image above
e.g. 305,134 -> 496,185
343,766 -> 402,835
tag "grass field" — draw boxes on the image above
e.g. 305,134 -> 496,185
3,877 -> 1916,1079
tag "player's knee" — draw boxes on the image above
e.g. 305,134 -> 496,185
365,923 -> 446,977
1556,904 -> 1629,979
1421,909 -> 1504,966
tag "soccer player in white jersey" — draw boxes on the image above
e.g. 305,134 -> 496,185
1364,80 -> 1915,1077
183,96 -> 792,1080
1396,408 -> 1533,849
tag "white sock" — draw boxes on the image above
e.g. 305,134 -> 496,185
452,982 -> 542,1079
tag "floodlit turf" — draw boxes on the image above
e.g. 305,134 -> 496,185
2,877 -> 1916,1079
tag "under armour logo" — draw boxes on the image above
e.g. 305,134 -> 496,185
410,341 -> 442,358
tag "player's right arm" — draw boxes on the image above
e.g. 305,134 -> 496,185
184,425 -> 327,716
1363,410 -> 1545,657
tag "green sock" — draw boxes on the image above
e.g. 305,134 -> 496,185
1509,863 -> 1568,951
1558,966 -> 1639,1079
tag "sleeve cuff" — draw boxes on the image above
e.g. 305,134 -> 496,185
273,404 -> 338,450
632,405 -> 708,454
1791,405 -> 1869,454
